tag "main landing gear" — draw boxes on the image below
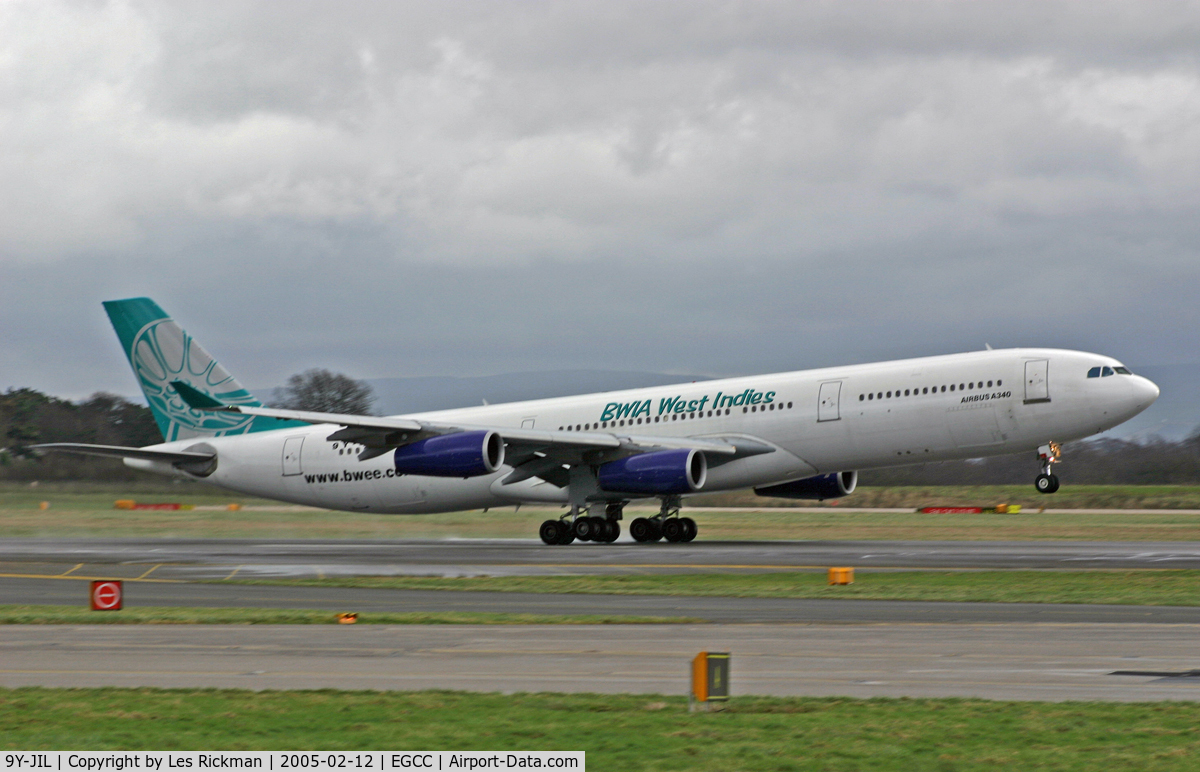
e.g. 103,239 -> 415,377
1035,442 -> 1062,494
630,496 -> 697,543
539,502 -> 622,545
538,497 -> 698,545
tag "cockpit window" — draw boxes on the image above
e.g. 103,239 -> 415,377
1114,366 -> 1132,375
1087,367 -> 1101,378
1102,366 -> 1115,377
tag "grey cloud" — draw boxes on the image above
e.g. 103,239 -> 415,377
2,0 -> 1198,406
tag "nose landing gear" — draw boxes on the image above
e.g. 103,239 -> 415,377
1034,442 -> 1062,494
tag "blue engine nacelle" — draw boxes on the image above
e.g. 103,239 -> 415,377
755,471 -> 858,500
393,430 -> 504,477
597,449 -> 707,495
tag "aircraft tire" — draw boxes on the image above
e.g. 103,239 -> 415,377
680,517 -> 697,542
539,520 -> 563,545
557,526 -> 576,545
629,517 -> 654,542
662,518 -> 685,543
1035,474 -> 1059,494
573,518 -> 595,541
599,520 -> 620,542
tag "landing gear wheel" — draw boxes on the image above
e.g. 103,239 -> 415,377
539,520 -> 565,545
557,526 -> 576,545
662,518 -> 686,543
574,518 -> 597,541
629,517 -> 654,542
1035,473 -> 1060,494
679,517 -> 697,542
648,520 -> 663,541
599,520 -> 620,542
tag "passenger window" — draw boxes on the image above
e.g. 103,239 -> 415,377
787,402 -> 793,408
922,387 -> 928,394
904,389 -> 910,396
987,380 -> 993,387
1087,367 -> 1101,378
950,384 -> 955,391
1102,366 -> 1114,377
868,393 -> 873,400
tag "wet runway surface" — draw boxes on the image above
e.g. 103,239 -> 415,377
6,536 -> 1200,580
6,536 -> 1200,700
7,574 -> 1200,624
5,623 -> 1200,702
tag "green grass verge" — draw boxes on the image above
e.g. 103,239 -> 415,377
3,688 -> 1200,769
0,605 -> 696,625
233,569 -> 1200,607
8,484 -> 1200,540
8,483 -> 1200,540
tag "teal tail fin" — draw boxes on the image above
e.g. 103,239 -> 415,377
103,297 -> 302,441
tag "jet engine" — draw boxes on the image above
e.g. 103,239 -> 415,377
755,470 -> 858,500
597,449 -> 707,495
393,430 -> 504,477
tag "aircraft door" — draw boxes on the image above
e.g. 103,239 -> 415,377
1024,360 -> 1050,404
817,381 -> 842,422
281,436 -> 304,476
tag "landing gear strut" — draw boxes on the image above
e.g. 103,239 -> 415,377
630,496 -> 697,543
1035,442 -> 1062,494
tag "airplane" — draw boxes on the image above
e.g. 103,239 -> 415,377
34,297 -> 1160,545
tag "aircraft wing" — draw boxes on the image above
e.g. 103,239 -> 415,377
171,380 -> 742,487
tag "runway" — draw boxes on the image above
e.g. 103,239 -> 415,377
7,574 -> 1200,624
6,536 -> 1200,581
4,623 -> 1200,702
6,536 -> 1200,700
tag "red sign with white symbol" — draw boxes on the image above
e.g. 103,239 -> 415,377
90,580 -> 123,611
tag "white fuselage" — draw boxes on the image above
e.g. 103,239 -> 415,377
127,348 -> 1159,513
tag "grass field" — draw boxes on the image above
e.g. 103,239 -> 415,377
0,605 -> 696,625
2,688 -> 1199,769
234,569 -> 1200,607
7,482 -> 1200,541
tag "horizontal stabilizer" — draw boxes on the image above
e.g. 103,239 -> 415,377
30,443 -> 215,464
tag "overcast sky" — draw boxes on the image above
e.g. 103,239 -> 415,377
3,0 -> 1199,400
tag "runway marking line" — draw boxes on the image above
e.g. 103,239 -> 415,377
136,564 -> 162,580
0,572 -> 184,583
59,563 -> 84,577
223,566 -> 243,581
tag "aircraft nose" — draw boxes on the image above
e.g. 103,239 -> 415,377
1134,375 -> 1160,406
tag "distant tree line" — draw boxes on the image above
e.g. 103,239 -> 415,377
2,370 -> 376,481
3,382 -> 1198,484
1,388 -> 161,481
